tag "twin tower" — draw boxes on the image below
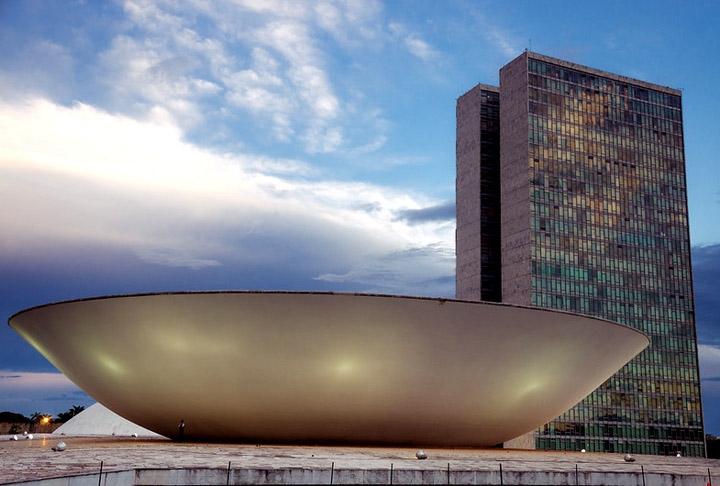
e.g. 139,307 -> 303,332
456,51 -> 704,456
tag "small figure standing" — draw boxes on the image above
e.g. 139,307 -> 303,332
178,420 -> 185,442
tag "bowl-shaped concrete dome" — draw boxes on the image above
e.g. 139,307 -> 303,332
9,292 -> 648,446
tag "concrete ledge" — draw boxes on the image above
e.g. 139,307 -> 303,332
7,466 -> 716,486
2,436 -> 718,485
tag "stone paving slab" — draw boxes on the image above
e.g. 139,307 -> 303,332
1,434 -> 719,485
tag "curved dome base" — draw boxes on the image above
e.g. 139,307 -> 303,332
9,292 -> 648,446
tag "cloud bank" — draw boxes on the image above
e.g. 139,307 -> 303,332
0,371 -> 93,416
0,98 -> 454,295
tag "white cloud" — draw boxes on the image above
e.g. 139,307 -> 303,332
458,7 -> 522,59
0,371 -> 78,391
227,0 -> 309,18
99,32 -> 222,129
483,26 -> 520,57
388,22 -> 439,61
123,0 -> 185,34
699,344 -> 720,379
313,0 -> 383,46
315,243 -> 454,295
224,47 -> 289,116
0,38 -> 76,101
315,2 -> 345,36
0,371 -> 93,417
404,36 -> 438,61
89,0 -> 393,155
0,98 -> 453,287
134,248 -> 221,269
0,1 -> 460,293
699,344 -> 720,429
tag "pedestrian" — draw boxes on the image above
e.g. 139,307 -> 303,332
178,419 -> 185,442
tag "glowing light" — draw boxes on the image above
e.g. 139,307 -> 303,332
334,360 -> 355,376
96,353 -> 124,376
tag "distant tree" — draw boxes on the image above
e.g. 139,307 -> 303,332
0,411 -> 30,435
27,412 -> 52,430
56,412 -> 71,422
29,412 -> 44,432
0,411 -> 30,423
56,405 -> 86,423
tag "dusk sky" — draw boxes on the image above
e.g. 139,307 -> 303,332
1,1 -> 719,436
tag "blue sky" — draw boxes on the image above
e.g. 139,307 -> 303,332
1,0 -> 719,436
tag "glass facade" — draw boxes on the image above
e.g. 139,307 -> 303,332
456,52 -> 705,456
526,56 -> 704,456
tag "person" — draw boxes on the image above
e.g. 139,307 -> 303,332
178,419 -> 185,442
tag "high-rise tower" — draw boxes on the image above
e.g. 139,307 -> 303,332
456,84 -> 502,303
456,51 -> 705,456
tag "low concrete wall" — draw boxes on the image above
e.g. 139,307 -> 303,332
6,466 -> 713,485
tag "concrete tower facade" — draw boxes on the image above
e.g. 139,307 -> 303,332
456,84 -> 501,303
456,51 -> 705,456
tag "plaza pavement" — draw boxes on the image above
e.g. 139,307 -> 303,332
2,434 -> 720,485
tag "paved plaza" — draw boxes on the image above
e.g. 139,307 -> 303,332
2,434 -> 720,485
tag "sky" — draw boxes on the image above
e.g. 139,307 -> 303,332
0,0 -> 719,436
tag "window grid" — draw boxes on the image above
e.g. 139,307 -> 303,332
526,58 -> 703,455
